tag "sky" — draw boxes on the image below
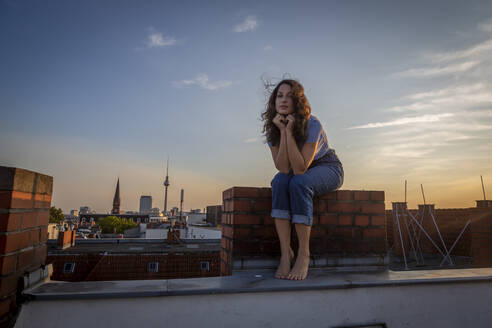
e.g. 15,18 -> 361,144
1,0 -> 492,213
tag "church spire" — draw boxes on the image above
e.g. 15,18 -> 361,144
111,178 -> 120,214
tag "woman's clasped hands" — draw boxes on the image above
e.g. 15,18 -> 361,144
273,113 -> 295,132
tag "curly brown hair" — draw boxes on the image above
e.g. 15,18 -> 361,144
261,79 -> 311,147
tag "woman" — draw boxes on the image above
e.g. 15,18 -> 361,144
261,79 -> 344,280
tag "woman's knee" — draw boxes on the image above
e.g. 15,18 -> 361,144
271,172 -> 291,190
288,174 -> 310,193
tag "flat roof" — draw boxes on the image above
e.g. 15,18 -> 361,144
47,240 -> 220,254
25,267 -> 492,300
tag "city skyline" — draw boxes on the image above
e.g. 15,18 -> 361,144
1,0 -> 492,212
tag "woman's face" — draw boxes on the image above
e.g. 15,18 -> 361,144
275,83 -> 294,115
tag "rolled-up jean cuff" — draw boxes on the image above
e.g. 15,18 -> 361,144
292,214 -> 313,226
271,209 -> 291,220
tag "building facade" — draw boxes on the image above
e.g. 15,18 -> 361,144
139,195 -> 152,214
47,239 -> 220,281
206,205 -> 222,226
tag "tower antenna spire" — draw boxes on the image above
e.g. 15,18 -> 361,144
163,156 -> 170,215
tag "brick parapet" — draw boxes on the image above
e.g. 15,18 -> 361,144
470,209 -> 492,267
220,187 -> 387,276
0,166 -> 52,321
476,200 -> 492,208
388,205 -> 492,260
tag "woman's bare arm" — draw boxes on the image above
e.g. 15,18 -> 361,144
270,130 -> 290,173
285,114 -> 318,175
286,132 -> 317,175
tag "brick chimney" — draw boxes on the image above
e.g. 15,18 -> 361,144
57,230 -> 75,249
166,226 -> 180,244
0,166 -> 52,324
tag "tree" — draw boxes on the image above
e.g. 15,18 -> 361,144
49,206 -> 64,224
97,216 -> 136,234
97,216 -> 120,233
118,218 -> 137,233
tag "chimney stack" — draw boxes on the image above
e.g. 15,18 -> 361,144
57,229 -> 76,249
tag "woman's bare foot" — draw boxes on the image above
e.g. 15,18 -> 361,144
275,248 -> 294,279
287,252 -> 310,280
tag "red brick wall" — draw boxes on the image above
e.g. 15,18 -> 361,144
476,200 -> 492,208
385,209 -> 393,248
0,167 -> 52,321
389,205 -> 491,260
471,210 -> 492,267
47,252 -> 220,281
220,187 -> 386,276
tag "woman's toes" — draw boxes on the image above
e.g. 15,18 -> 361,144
287,254 -> 310,280
275,254 -> 292,279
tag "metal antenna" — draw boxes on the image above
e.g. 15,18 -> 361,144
404,180 -> 407,203
481,175 -> 486,201
180,189 -> 184,221
163,156 -> 170,215
420,184 -> 426,206
166,156 -> 169,176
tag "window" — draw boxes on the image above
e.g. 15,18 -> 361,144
63,262 -> 75,273
148,262 -> 159,273
200,261 -> 210,272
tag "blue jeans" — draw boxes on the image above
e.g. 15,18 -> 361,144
270,164 -> 344,226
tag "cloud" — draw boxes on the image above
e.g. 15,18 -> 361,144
263,45 -> 273,51
381,130 -> 478,142
431,121 -> 492,132
145,31 -> 176,48
386,83 -> 492,112
174,74 -> 235,90
348,113 -> 454,129
405,83 -> 486,100
392,61 -> 479,78
385,102 -> 434,112
458,109 -> 492,118
234,16 -> 258,33
380,143 -> 436,158
244,137 -> 260,143
426,38 -> 492,63
479,21 -> 492,33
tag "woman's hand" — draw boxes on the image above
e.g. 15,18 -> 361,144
273,114 -> 287,131
286,114 -> 295,132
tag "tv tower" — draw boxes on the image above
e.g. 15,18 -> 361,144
163,157 -> 170,215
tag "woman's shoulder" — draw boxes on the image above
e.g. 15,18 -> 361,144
308,114 -> 322,128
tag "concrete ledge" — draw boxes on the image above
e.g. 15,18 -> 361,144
232,255 -> 388,270
22,264 -> 53,289
23,268 -> 492,301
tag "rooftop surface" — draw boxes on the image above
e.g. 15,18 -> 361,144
46,239 -> 220,254
25,267 -> 492,300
